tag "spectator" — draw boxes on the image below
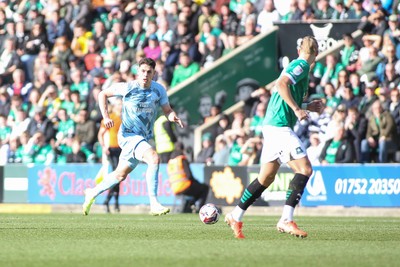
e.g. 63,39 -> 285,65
38,84 -> 61,121
125,18 -> 146,51
347,0 -> 370,20
314,0 -> 334,20
359,82 -> 379,117
341,84 -> 361,110
344,107 -> 368,163
381,62 -> 400,91
26,131 -> 55,164
357,46 -> 383,80
51,36 -> 72,74
0,114 -> 11,145
200,35 -> 223,69
197,2 -> 220,35
70,68 -> 90,101
122,2 -> 144,34
236,16 -> 257,47
66,137 -> 87,163
91,20 -> 107,51
361,99 -> 398,163
307,132 -> 322,166
64,0 -> 93,30
10,108 -> 30,139
281,0 -> 300,22
46,10 -> 71,49
389,88 -> 400,134
257,0 -> 280,33
349,72 -> 363,96
0,91 -> 10,117
170,52 -> 200,87
195,132 -> 215,164
319,124 -> 356,164
0,37 -> 21,84
75,108 -> 97,151
26,107 -> 55,143
6,69 -> 32,103
236,1 -> 257,37
291,0 -> 314,21
142,1 -> 158,30
143,34 -> 161,60
332,0 -> 349,20
239,136 -> 262,166
340,33 -> 359,73
70,24 -> 91,58
218,3 -> 238,51
55,108 -> 75,143
212,134 -> 230,165
249,102 -> 266,137
323,82 -> 341,110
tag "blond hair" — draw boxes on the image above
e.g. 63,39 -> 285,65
300,36 -> 318,55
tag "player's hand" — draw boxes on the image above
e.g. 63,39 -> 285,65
294,108 -> 309,121
307,99 -> 324,113
103,118 -> 114,129
173,116 -> 184,128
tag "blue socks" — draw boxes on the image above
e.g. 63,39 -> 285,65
146,163 -> 159,197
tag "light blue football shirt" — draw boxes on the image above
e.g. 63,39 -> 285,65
110,80 -> 169,140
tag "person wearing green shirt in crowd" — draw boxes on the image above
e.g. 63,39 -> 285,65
0,115 -> 11,145
55,108 -> 75,141
170,52 -> 200,87
225,36 -> 324,239
13,132 -> 34,164
26,131 -> 55,164
70,68 -> 90,101
314,53 -> 345,89
340,33 -> 359,71
319,125 -> 356,164
323,82 -> 341,110
249,103 -> 266,137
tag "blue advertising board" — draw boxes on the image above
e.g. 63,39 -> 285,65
302,165 -> 400,207
28,163 -> 204,205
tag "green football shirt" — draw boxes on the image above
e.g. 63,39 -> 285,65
264,58 -> 310,129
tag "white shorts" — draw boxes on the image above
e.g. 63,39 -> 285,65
118,133 -> 152,169
260,125 -> 307,164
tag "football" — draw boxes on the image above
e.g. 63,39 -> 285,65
199,203 -> 220,225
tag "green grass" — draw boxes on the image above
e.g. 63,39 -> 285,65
0,214 -> 399,267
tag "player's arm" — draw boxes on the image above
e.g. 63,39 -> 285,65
98,87 -> 116,129
276,75 -> 308,121
162,104 -> 184,128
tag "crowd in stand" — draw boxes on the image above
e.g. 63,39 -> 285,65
0,0 -> 400,166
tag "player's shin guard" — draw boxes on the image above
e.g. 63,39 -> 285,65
93,173 -> 119,197
285,173 -> 309,207
238,178 -> 266,210
146,163 -> 159,197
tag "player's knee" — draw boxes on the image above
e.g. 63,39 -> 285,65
148,151 -> 160,165
298,165 -> 313,177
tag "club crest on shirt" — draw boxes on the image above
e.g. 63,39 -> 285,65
293,65 -> 303,76
296,147 -> 304,154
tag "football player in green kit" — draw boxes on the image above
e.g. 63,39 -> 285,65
225,36 -> 324,239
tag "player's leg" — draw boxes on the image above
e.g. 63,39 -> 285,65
140,146 -> 170,215
277,156 -> 312,238
83,163 -> 131,215
224,161 -> 280,239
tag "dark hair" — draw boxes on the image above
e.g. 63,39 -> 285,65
138,58 -> 156,69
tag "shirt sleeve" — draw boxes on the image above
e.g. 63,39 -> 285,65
158,84 -> 169,106
284,61 -> 309,85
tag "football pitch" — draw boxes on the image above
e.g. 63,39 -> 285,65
1,214 -> 399,267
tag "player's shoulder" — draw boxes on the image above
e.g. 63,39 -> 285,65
151,81 -> 167,93
286,58 -> 309,75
